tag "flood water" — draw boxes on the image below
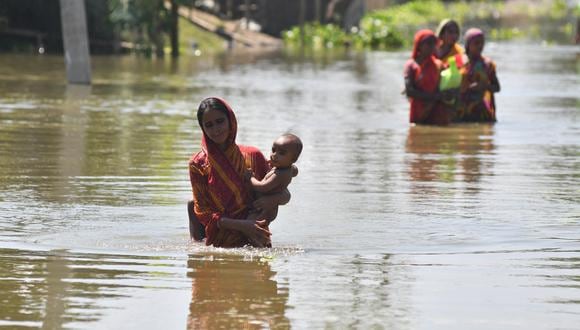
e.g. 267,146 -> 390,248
0,43 -> 579,329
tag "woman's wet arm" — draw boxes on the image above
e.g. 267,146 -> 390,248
253,189 -> 291,210
219,216 -> 271,247
405,77 -> 440,101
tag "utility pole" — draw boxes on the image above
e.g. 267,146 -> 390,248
59,0 -> 91,85
244,0 -> 250,29
576,16 -> 580,45
299,0 -> 305,47
170,0 -> 179,57
227,0 -> 233,19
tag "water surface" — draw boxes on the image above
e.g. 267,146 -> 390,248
0,43 -> 579,329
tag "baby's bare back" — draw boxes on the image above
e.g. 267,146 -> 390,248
249,167 -> 294,222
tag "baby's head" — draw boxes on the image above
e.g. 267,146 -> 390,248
270,133 -> 302,169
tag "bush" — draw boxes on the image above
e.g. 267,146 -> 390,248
282,0 -> 578,51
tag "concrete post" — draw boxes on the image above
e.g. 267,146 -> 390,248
170,0 -> 179,57
299,0 -> 305,46
244,0 -> 250,29
59,0 -> 91,85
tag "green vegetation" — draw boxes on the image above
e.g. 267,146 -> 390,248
178,17 -> 225,56
283,24 -> 349,50
110,0 -> 226,56
283,21 -> 404,51
283,0 -> 579,50
109,0 -> 178,56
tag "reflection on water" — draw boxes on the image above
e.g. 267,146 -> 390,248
405,124 -> 495,189
0,81 -> 189,206
187,253 -> 289,329
1,246 -> 578,329
0,247 -> 188,328
405,124 -> 495,199
284,250 -> 580,329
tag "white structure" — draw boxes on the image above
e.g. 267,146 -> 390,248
59,0 -> 91,84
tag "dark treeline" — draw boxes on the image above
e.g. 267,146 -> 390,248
0,0 -> 182,55
4,0 -> 565,55
0,0 -> 114,54
206,0 -> 386,36
0,0 -> 372,55
209,0 -> 343,36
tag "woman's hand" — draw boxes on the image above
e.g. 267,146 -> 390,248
469,80 -> 489,92
218,217 -> 271,248
441,89 -> 458,103
240,219 -> 271,247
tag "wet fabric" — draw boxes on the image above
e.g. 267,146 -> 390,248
189,97 -> 270,247
458,56 -> 498,122
437,44 -> 464,67
404,29 -> 449,125
458,28 -> 498,122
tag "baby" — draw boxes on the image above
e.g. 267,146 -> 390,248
247,133 -> 302,223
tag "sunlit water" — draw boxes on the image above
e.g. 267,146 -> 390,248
0,43 -> 579,329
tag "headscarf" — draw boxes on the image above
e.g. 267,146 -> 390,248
436,19 -> 460,38
409,29 -> 439,92
412,29 -> 436,60
464,28 -> 485,57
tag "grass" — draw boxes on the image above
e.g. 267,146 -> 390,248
178,16 -> 225,56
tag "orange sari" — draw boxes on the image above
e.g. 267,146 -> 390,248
189,98 -> 269,247
437,43 -> 465,66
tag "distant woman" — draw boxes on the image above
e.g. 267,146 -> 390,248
435,19 -> 465,120
435,19 -> 464,66
457,28 -> 501,122
188,97 -> 290,248
404,29 -> 449,125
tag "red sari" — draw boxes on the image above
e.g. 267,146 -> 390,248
404,29 -> 449,125
189,98 -> 269,247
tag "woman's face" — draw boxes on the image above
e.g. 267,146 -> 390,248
202,107 -> 230,145
468,35 -> 485,57
419,36 -> 436,57
441,24 -> 459,45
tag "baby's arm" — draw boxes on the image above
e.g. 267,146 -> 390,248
250,171 -> 283,193
251,169 -> 295,217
